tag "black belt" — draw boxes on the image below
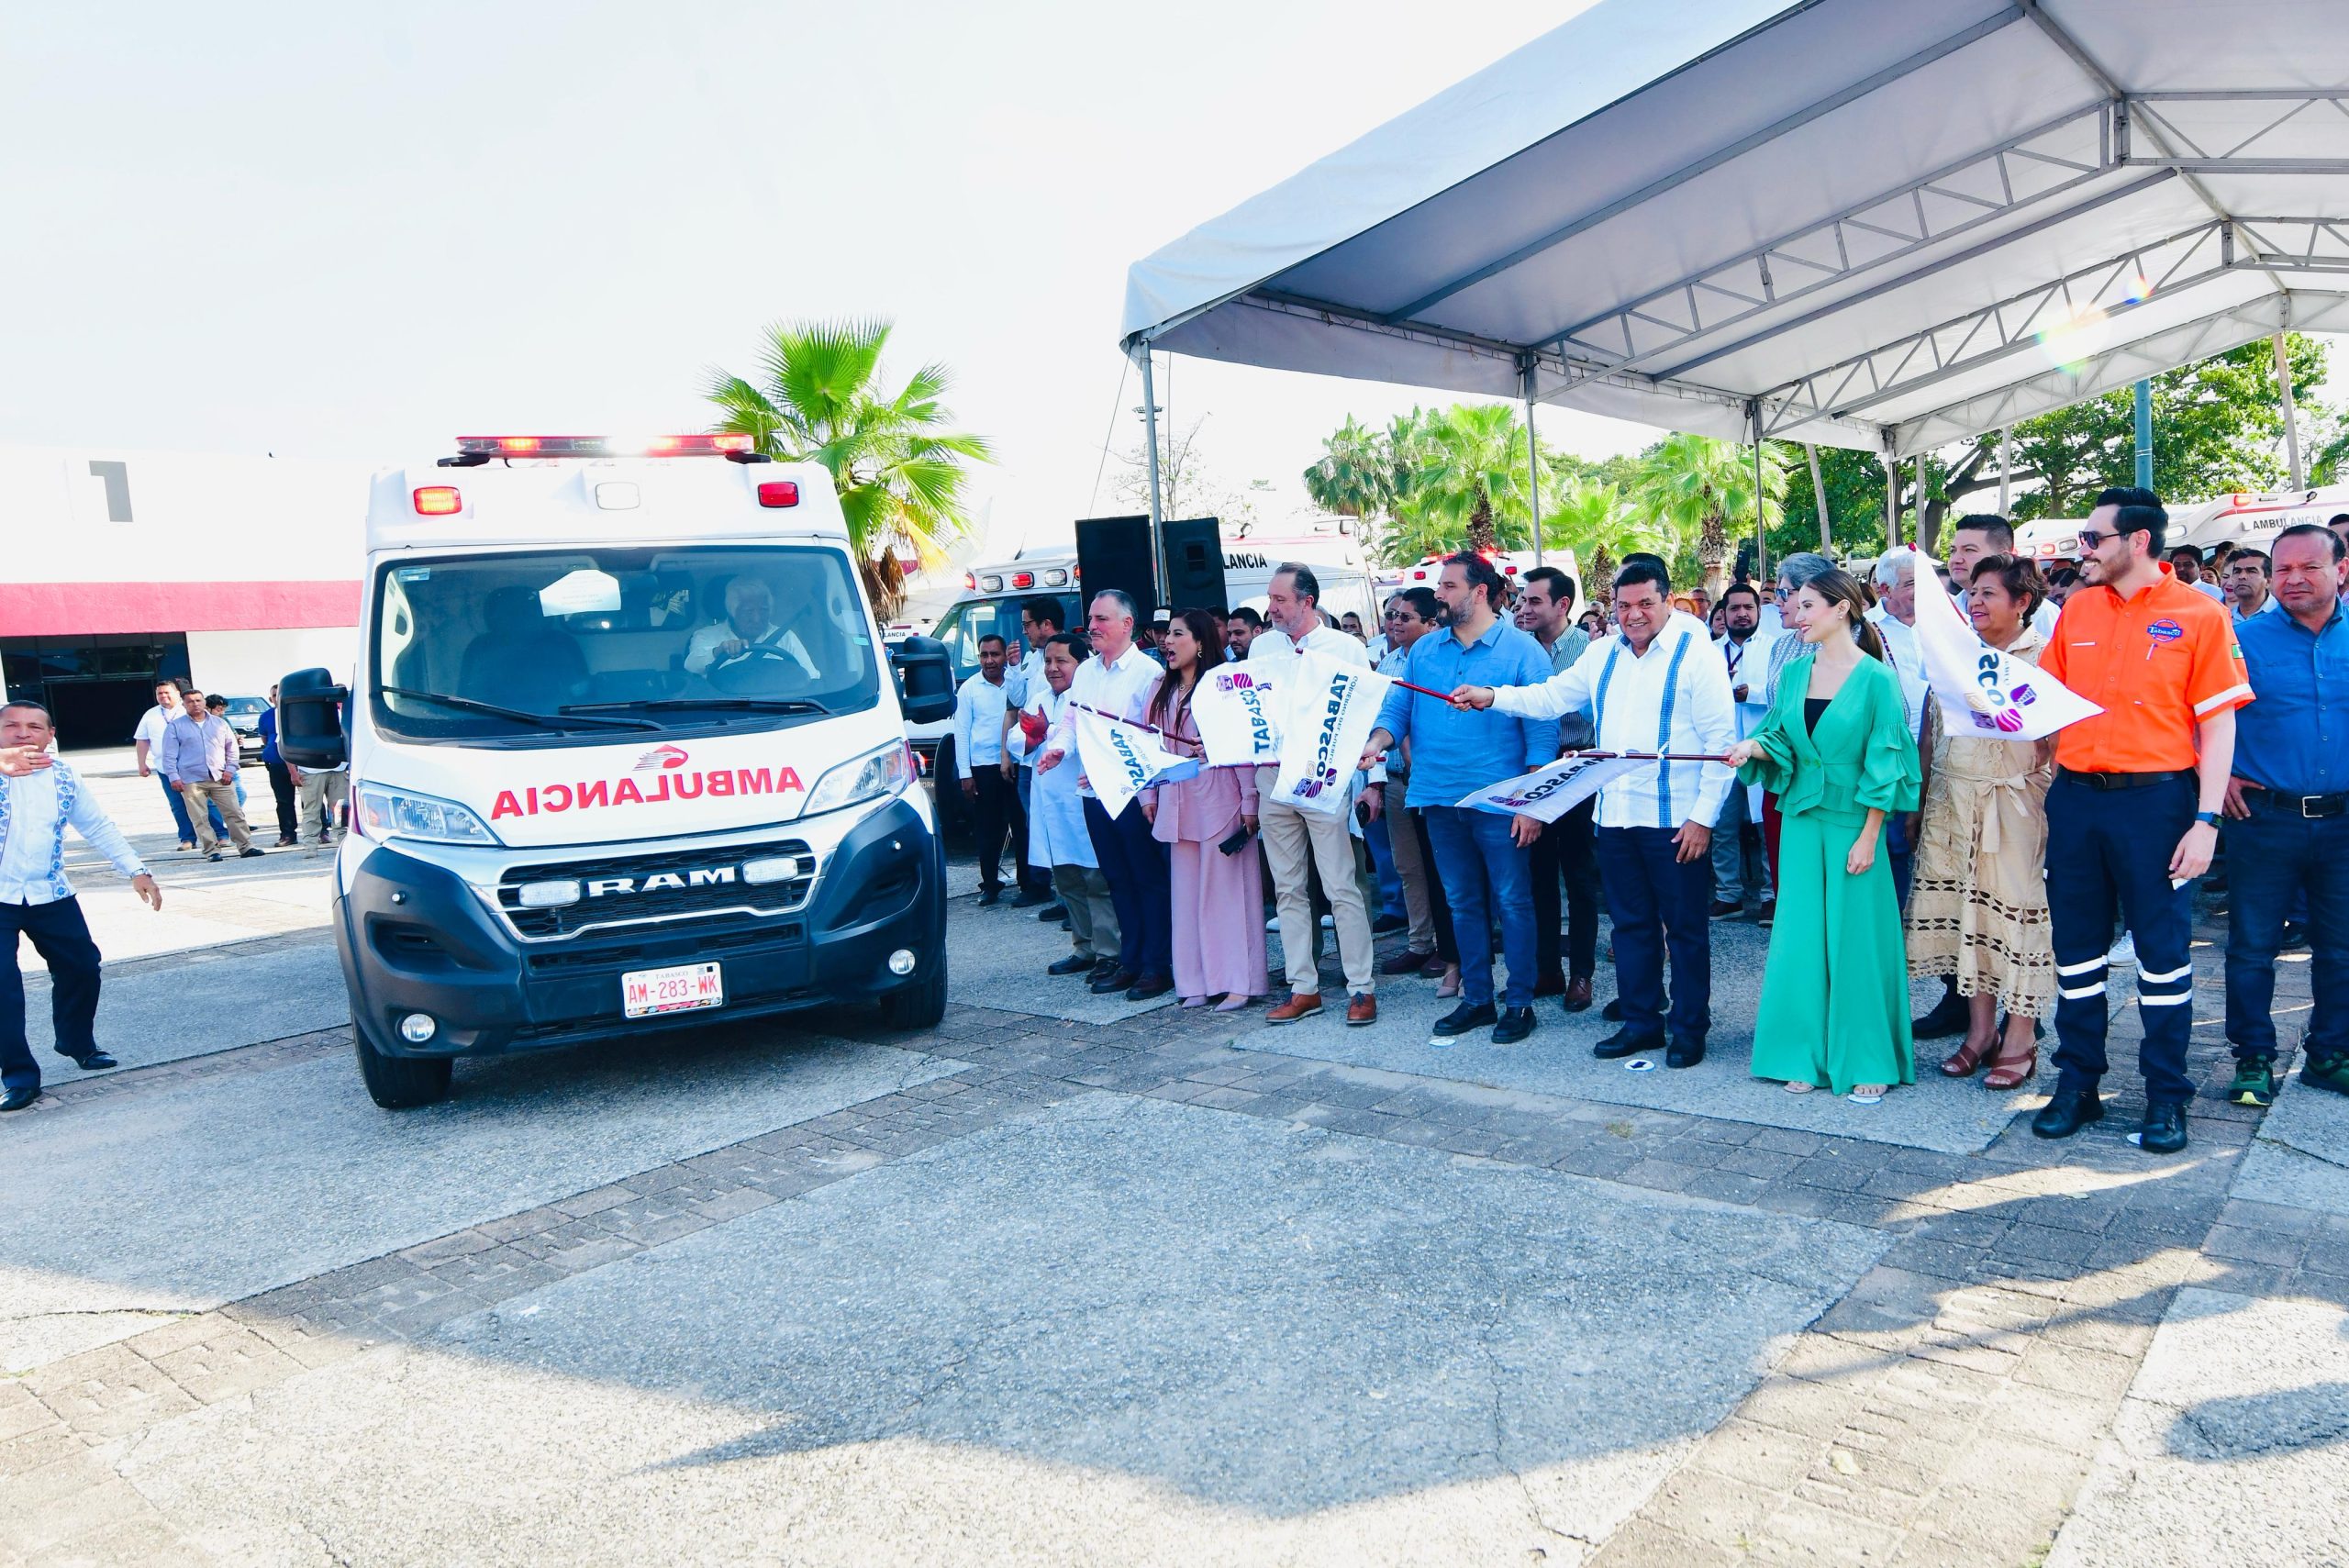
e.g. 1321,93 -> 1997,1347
2057,768 -> 2187,791
2244,784 -> 2348,818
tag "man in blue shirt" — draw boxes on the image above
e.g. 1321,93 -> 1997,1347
2221,522 -> 2349,1106
1359,553 -> 1559,1043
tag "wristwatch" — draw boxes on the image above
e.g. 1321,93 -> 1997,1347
2193,809 -> 2221,828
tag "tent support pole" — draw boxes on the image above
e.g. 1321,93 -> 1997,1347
1748,400 -> 1768,586
2274,330 -> 2306,491
1915,453 -> 1928,553
2134,378 -> 2154,491
1137,343 -> 1167,606
1998,427 -> 2012,516
1884,440 -> 1900,550
1523,360 -> 1543,567
1805,442 -> 1831,552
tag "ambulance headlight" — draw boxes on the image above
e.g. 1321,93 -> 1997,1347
804,742 -> 915,817
354,784 -> 501,846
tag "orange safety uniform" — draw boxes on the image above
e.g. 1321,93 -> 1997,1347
2042,563 -> 2254,773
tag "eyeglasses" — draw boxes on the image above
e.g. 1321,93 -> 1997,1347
2076,528 -> 2122,550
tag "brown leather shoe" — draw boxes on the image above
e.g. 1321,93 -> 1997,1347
1531,972 -> 1567,998
1562,976 -> 1594,1013
1265,992 -> 1324,1025
1345,993 -> 1376,1027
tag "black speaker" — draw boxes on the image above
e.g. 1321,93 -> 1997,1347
1158,516 -> 1228,617
1075,515 -> 1158,628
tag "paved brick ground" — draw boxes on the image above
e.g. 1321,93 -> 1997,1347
3,907 -> 2324,1566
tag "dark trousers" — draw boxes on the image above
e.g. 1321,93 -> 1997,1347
1530,798 -> 1599,983
971,767 -> 1019,893
1412,809 -> 1459,965
1593,826 -> 1713,1047
1012,765 -> 1050,894
264,758 -> 299,840
2045,773 -> 2198,1106
1085,796 -> 1173,981
2224,798 -> 2349,1063
0,896 -> 104,1093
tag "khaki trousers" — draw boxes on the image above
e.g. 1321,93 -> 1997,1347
180,778 -> 253,853
1053,863 -> 1119,962
299,771 -> 351,839
1383,793 -> 1438,953
1256,773 -> 1375,995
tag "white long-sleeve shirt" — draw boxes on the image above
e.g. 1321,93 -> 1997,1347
0,761 -> 147,906
951,671 -> 1017,777
1489,610 -> 1737,830
1044,642 -> 1164,800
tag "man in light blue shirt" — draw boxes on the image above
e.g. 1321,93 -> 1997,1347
2224,546 -> 2277,625
952,635 -> 1020,905
1362,554 -> 1559,1043
157,682 -> 261,861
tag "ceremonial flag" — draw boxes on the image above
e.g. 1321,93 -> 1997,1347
1458,754 -> 1654,823
1188,665 -> 1284,767
1074,706 -> 1198,820
1269,651 -> 1394,816
1915,572 -> 2103,740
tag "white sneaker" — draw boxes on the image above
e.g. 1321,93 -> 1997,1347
1265,915 -> 1280,932
1319,914 -> 1335,929
2106,932 -> 2137,968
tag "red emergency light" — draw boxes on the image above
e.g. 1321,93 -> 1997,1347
1010,571 -> 1034,588
453,434 -> 758,458
756,481 -> 800,508
413,486 -> 463,516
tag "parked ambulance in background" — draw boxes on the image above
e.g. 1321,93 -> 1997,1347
279,435 -> 957,1109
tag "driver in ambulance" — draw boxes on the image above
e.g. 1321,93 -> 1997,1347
683,575 -> 819,680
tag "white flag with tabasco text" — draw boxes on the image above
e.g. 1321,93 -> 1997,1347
1915,571 -> 2102,741
1269,651 -> 1393,816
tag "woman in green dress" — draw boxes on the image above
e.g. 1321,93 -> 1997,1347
1727,569 -> 1922,1104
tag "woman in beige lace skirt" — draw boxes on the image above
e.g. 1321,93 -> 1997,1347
1907,553 -> 2055,1088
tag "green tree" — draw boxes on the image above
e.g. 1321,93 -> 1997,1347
706,317 -> 990,616
1301,415 -> 1394,524
1631,432 -> 1785,593
1383,403 -> 1537,562
1542,478 -> 1670,601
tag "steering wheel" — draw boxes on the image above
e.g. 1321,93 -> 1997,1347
709,643 -> 808,695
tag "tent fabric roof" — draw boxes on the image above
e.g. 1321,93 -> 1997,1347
1120,0 -> 2349,458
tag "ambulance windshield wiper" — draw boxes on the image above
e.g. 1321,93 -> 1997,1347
383,686 -> 661,732
561,697 -> 831,717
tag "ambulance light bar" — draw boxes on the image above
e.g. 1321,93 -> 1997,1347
451,434 -> 762,459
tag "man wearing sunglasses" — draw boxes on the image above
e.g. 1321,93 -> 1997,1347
2032,487 -> 2252,1155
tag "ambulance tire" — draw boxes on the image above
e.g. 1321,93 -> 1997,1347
352,1014 -> 454,1109
877,953 -> 949,1031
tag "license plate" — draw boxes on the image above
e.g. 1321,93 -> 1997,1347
622,962 -> 724,1019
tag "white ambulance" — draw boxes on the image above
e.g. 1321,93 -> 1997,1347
277,435 -> 958,1108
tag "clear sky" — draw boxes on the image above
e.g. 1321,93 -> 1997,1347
1,0 -> 1659,560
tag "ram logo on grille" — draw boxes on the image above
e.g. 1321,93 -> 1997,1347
584,867 -> 739,897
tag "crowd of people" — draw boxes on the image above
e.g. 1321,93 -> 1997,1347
131,678 -> 346,858
956,495 -> 2349,1156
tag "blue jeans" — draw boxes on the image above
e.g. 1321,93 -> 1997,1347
2224,796 -> 2349,1063
1593,825 -> 1714,1047
1364,812 -> 1404,921
2045,773 -> 2198,1106
1421,806 -> 1536,1009
158,774 -> 228,840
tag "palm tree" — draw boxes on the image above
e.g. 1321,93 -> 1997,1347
1391,403 -> 1533,560
706,317 -> 990,616
1630,432 -> 1785,595
1302,416 -> 1394,525
1542,479 -> 1670,602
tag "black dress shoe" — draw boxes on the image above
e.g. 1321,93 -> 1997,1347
1912,985 -> 1970,1040
1491,1006 -> 1537,1045
1047,954 -> 1094,976
239,846 -> 266,858
1009,888 -> 1051,907
976,888 -> 1002,906
1431,1001 -> 1498,1037
70,1052 -> 117,1071
1593,1028 -> 1662,1060
1089,968 -> 1138,995
2032,1088 -> 2106,1139
1665,1039 -> 1707,1069
2137,1103 -> 2189,1154
1602,997 -> 1624,1021
1708,899 -> 1744,918
1036,904 -> 1068,922
1381,948 -> 1436,976
1125,974 -> 1174,1002
1371,912 -> 1408,935
1090,954 -> 1121,976
0,1086 -> 37,1112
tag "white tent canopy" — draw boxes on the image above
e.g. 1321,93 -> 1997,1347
1120,0 -> 2349,462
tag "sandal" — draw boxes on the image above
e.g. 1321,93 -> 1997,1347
1939,1034 -> 1995,1078
1847,1085 -> 1887,1106
1982,1036 -> 2038,1091
1781,1080 -> 1818,1095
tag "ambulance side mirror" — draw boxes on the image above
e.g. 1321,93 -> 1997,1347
277,666 -> 350,771
890,636 -> 957,725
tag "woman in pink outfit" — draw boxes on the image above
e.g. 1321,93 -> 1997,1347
1141,609 -> 1267,1010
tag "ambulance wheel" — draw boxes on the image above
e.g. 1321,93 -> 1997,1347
877,954 -> 949,1031
352,1015 -> 454,1109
